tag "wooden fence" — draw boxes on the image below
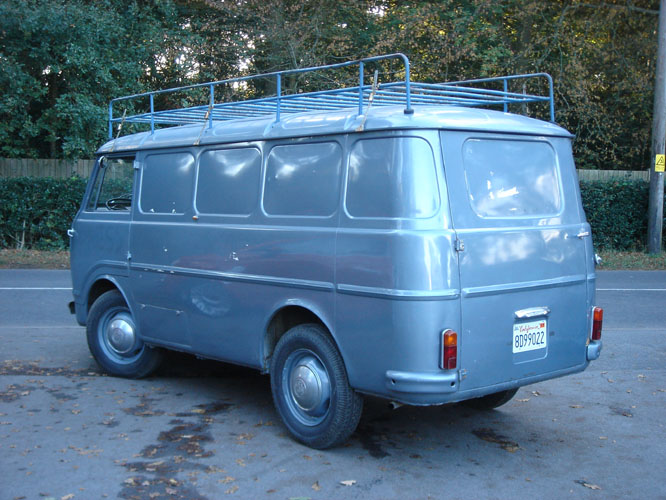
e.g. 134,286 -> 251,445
0,158 -> 96,179
576,169 -> 650,181
0,157 -> 653,182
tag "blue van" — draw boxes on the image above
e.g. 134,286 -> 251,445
69,54 -> 603,449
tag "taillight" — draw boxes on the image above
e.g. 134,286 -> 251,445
441,329 -> 458,370
591,307 -> 603,341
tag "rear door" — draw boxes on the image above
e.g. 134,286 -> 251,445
440,131 -> 591,391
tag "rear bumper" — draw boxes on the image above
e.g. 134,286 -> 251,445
384,357 -> 593,406
385,369 -> 459,404
586,340 -> 602,361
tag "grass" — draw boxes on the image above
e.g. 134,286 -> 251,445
1,249 -> 665,271
0,249 -> 70,269
596,250 -> 666,270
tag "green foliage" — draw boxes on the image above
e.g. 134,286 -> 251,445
0,177 -> 87,250
0,0 -> 661,173
580,179 -> 666,250
0,0 -> 237,159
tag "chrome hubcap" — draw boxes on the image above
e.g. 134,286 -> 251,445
284,351 -> 331,426
105,312 -> 136,355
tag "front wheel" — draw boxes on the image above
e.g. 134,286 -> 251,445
86,290 -> 162,378
464,388 -> 519,410
270,324 -> 363,449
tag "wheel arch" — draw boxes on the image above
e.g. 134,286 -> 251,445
262,302 -> 337,373
81,276 -> 132,324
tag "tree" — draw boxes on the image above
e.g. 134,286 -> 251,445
0,0 -> 660,171
373,0 -> 659,170
0,0 -> 240,159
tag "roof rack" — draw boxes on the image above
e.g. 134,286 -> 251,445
108,53 -> 555,139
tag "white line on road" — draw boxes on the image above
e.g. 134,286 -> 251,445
0,287 -> 72,290
597,288 -> 666,291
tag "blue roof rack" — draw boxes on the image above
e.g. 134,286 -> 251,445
108,53 -> 555,139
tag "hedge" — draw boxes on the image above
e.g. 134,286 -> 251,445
0,177 -> 87,250
580,179 -> 666,250
0,177 -> 665,251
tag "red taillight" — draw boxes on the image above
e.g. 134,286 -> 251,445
592,307 -> 603,341
441,330 -> 458,370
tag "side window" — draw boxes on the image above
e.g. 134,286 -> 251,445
86,157 -> 134,211
196,148 -> 261,215
264,142 -> 342,217
462,139 -> 561,217
346,137 -> 439,219
140,152 -> 195,214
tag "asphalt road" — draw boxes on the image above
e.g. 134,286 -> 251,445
1,269 -> 664,500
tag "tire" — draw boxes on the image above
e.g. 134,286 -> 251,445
464,388 -> 519,410
270,324 -> 363,449
86,290 -> 162,378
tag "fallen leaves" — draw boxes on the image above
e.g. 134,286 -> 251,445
340,480 -> 356,486
312,481 -> 321,491
575,480 -> 602,490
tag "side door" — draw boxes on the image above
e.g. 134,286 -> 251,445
129,150 -> 197,349
441,131 -> 591,392
70,156 -> 135,307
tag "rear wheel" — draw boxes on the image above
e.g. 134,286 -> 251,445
86,290 -> 162,378
464,388 -> 519,410
270,324 -> 363,449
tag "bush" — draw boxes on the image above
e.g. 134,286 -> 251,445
0,177 -> 87,250
1,176 -> 664,252
580,179 -> 666,250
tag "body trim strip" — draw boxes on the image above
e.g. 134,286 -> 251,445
130,263 -> 334,292
336,283 -> 460,300
462,274 -> 587,298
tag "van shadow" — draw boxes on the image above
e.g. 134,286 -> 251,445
150,352 -> 544,462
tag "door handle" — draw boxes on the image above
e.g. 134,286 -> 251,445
576,230 -> 590,239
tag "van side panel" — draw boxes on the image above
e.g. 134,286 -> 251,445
334,231 -> 461,396
128,141 -> 342,368
334,130 -> 462,398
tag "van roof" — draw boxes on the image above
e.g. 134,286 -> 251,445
98,104 -> 572,154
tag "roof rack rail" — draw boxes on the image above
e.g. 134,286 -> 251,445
108,53 -> 554,139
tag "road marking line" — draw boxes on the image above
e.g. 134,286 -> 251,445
0,326 -> 81,329
0,287 -> 72,290
597,288 -> 666,291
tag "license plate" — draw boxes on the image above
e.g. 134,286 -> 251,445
513,319 -> 547,353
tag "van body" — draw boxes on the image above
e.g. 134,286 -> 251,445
69,55 -> 602,448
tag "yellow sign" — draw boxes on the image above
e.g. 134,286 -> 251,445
657,154 -> 665,173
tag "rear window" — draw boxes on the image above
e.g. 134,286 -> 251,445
462,139 -> 561,218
